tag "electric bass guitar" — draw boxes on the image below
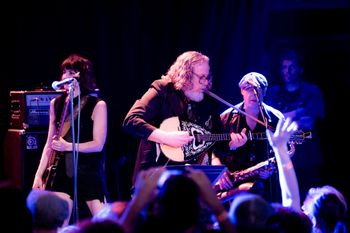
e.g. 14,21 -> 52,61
159,116 -> 312,162
42,95 -> 70,190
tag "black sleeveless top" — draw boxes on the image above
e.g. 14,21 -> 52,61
51,93 -> 106,201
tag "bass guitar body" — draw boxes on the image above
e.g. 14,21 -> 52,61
42,151 -> 62,190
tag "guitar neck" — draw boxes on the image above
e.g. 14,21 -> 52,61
196,133 -> 231,142
247,130 -> 312,144
195,131 -> 269,142
247,131 -> 268,140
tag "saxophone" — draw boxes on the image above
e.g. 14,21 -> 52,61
214,157 -> 277,202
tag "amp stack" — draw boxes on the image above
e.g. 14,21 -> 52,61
3,90 -> 63,194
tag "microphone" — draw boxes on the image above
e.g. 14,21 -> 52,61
52,78 -> 76,90
246,79 -> 259,89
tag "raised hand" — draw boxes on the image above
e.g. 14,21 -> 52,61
266,117 -> 298,151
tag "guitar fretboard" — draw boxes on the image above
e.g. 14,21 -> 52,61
247,131 -> 312,143
196,133 -> 231,142
248,131 -> 268,140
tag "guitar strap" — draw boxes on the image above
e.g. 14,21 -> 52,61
61,95 -> 89,137
62,95 -> 89,177
226,109 -> 241,133
187,102 -> 198,122
225,109 -> 235,129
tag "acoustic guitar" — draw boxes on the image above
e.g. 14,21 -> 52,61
159,116 -> 312,162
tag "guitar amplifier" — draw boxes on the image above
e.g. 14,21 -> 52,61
3,129 -> 47,194
9,90 -> 64,130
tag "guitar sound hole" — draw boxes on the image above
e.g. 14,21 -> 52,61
192,131 -> 204,145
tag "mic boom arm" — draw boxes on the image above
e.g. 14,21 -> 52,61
205,90 -> 272,129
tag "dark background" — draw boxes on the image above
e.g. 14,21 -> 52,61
1,0 -> 349,205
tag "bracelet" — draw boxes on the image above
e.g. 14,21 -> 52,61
282,161 -> 293,170
216,210 -> 229,222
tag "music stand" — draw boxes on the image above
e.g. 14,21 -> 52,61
165,165 -> 226,185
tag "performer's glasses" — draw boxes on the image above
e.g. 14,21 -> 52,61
192,72 -> 212,84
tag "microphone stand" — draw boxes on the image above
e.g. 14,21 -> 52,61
252,87 -> 268,128
67,82 -> 80,224
252,87 -> 274,199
